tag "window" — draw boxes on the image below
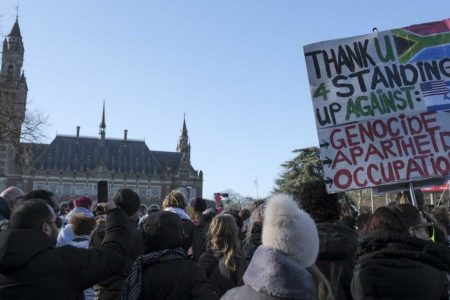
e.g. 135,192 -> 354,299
180,170 -> 189,178
6,65 -> 13,81
149,186 -> 161,199
33,182 -> 47,190
48,182 -> 59,195
139,187 -> 147,199
62,183 -> 72,196
75,184 -> 86,196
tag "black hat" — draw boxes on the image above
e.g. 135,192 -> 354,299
113,189 -> 141,216
191,197 -> 207,213
143,211 -> 184,252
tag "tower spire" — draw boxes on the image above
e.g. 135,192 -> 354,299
99,101 -> 106,140
177,114 -> 191,161
181,112 -> 188,137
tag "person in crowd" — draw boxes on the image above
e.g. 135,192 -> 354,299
395,189 -> 425,210
198,214 -> 247,297
138,204 -> 161,229
0,186 -> 24,221
351,204 -> 450,299
0,197 -> 129,299
222,194 -> 320,300
138,204 -> 147,219
202,207 -> 217,228
190,197 -> 208,261
121,211 -> 217,300
298,180 -> 358,300
238,208 -> 251,235
90,188 -> 144,300
242,202 -> 266,261
57,196 -> 95,247
68,213 -> 97,300
23,189 -> 60,214
355,213 -> 371,236
163,191 -> 201,259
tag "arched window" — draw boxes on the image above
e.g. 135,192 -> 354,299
6,65 -> 14,81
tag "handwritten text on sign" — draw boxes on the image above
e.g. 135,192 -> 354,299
304,22 -> 450,129
319,111 -> 450,192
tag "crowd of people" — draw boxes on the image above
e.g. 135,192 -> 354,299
0,181 -> 449,299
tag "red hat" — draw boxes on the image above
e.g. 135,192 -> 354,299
74,196 -> 92,209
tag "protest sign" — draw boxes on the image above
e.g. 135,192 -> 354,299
304,18 -> 450,192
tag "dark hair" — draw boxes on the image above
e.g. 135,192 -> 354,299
113,189 -> 141,216
239,209 -> 251,221
10,199 -> 54,229
297,180 -> 340,223
368,204 -> 421,234
70,215 -> 96,236
143,211 -> 184,252
356,213 -> 372,234
24,190 -> 59,213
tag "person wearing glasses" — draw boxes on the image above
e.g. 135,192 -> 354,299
0,197 -> 130,299
351,203 -> 450,300
0,186 -> 25,222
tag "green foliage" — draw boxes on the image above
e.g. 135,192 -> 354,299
274,146 -> 324,197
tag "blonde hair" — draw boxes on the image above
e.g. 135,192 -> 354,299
208,214 -> 240,272
308,264 -> 335,300
162,191 -> 186,209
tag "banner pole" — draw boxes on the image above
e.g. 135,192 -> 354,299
409,182 -> 418,208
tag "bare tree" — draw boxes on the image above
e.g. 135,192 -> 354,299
0,96 -> 47,149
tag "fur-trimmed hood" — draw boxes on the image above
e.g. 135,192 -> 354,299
243,245 -> 316,299
355,230 -> 450,272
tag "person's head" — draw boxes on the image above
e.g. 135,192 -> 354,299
297,180 -> 340,223
142,211 -> 184,252
208,214 -> 240,271
245,202 -> 266,244
0,186 -> 25,210
147,204 -> 161,214
251,200 -> 265,211
238,209 -> 251,221
202,207 -> 217,225
113,189 -> 141,220
190,197 -> 207,221
10,199 -> 62,245
138,204 -> 147,217
23,190 -> 59,214
263,194 -> 319,268
395,190 -> 424,210
162,191 -> 186,210
356,213 -> 372,235
69,214 -> 96,236
73,196 -> 92,210
368,204 -> 431,240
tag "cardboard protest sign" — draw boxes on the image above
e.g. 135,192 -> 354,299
304,18 -> 450,192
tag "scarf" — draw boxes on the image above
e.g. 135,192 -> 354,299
164,207 -> 191,220
121,247 -> 186,300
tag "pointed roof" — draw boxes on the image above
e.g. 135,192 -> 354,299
99,102 -> 106,138
8,18 -> 22,38
181,115 -> 188,137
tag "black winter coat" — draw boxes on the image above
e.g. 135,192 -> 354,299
141,259 -> 218,300
198,248 -> 248,297
90,218 -> 144,300
0,208 -> 129,300
351,231 -> 450,300
316,222 -> 358,300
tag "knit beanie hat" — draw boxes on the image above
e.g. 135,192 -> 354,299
74,196 -> 92,209
143,211 -> 184,252
262,194 -> 319,268
191,197 -> 207,213
113,189 -> 141,216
